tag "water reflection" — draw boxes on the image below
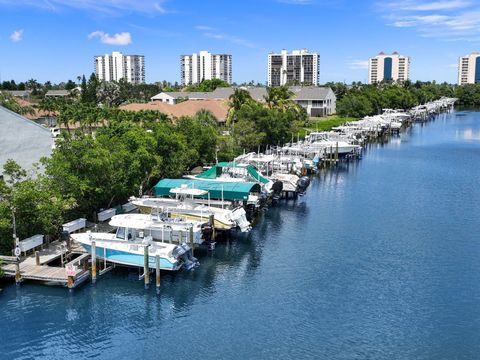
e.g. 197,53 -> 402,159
457,128 -> 480,141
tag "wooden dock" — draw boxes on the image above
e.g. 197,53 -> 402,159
1,241 -> 90,289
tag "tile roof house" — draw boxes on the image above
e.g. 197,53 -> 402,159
120,99 -> 230,123
150,86 -> 336,117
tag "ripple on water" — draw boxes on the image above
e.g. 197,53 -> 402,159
2,111 -> 480,359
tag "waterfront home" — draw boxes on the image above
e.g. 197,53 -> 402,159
120,99 -> 230,124
2,90 -> 31,99
45,90 -> 71,97
150,86 -> 336,117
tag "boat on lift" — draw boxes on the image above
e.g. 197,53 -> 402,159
71,213 -> 201,271
130,187 -> 251,232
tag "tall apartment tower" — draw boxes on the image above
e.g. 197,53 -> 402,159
368,52 -> 410,84
458,52 -> 480,85
180,51 -> 232,85
94,51 -> 145,84
267,49 -> 320,87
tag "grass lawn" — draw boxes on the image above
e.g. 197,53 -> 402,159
298,115 -> 357,138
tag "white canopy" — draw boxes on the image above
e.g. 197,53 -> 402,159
170,187 -> 208,196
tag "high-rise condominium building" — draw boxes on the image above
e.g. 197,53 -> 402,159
180,51 -> 232,85
267,49 -> 320,87
458,52 -> 480,85
368,52 -> 410,84
94,51 -> 145,84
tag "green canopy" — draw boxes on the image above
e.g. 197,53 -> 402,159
195,162 -> 270,184
154,179 -> 262,201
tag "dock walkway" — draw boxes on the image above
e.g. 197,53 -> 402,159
1,241 -> 90,288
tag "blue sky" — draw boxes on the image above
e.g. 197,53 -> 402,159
0,0 -> 478,84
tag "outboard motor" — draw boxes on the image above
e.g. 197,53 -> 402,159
171,244 -> 189,258
271,181 -> 283,202
258,192 -> 268,208
296,176 -> 311,195
173,243 -> 199,270
271,181 -> 283,195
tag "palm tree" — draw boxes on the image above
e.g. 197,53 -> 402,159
264,86 -> 295,111
227,88 -> 252,125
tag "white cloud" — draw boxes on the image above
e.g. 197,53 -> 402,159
193,26 -> 256,48
381,0 -> 480,41
10,29 -> 23,42
348,60 -> 369,70
88,31 -> 132,45
391,14 -> 450,27
0,0 -> 167,15
388,0 -> 471,11
195,25 -> 214,31
203,32 -> 256,48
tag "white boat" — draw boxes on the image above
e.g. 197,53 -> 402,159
130,187 -> 251,232
268,173 -> 310,194
71,213 -> 200,271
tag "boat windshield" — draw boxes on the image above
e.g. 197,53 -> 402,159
116,227 -> 126,240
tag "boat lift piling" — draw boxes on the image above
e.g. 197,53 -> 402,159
15,260 -> 21,285
155,255 -> 161,293
143,244 -> 150,289
189,226 -> 194,257
91,240 -> 97,284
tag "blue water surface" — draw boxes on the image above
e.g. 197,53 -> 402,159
1,109 -> 480,359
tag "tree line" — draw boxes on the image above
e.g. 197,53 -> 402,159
0,85 -> 307,254
327,81 -> 480,118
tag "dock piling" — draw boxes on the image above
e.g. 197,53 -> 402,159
209,214 -> 216,242
35,251 -> 40,266
155,255 -> 161,293
91,240 -> 97,284
67,276 -> 74,289
144,244 -> 150,289
189,226 -> 194,257
14,261 -> 21,285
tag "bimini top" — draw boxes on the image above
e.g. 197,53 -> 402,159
154,179 -> 261,201
195,162 -> 270,184
169,187 -> 208,196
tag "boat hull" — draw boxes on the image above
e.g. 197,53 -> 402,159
137,205 -> 236,231
81,243 -> 183,271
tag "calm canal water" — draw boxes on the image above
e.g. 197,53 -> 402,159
1,109 -> 480,359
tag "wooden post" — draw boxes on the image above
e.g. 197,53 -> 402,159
67,276 -> 74,289
35,251 -> 40,266
189,226 -> 194,258
155,255 -> 161,293
91,240 -> 97,284
335,142 -> 339,162
209,214 -> 216,242
15,261 -> 21,285
179,230 -> 183,245
144,244 -> 149,289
